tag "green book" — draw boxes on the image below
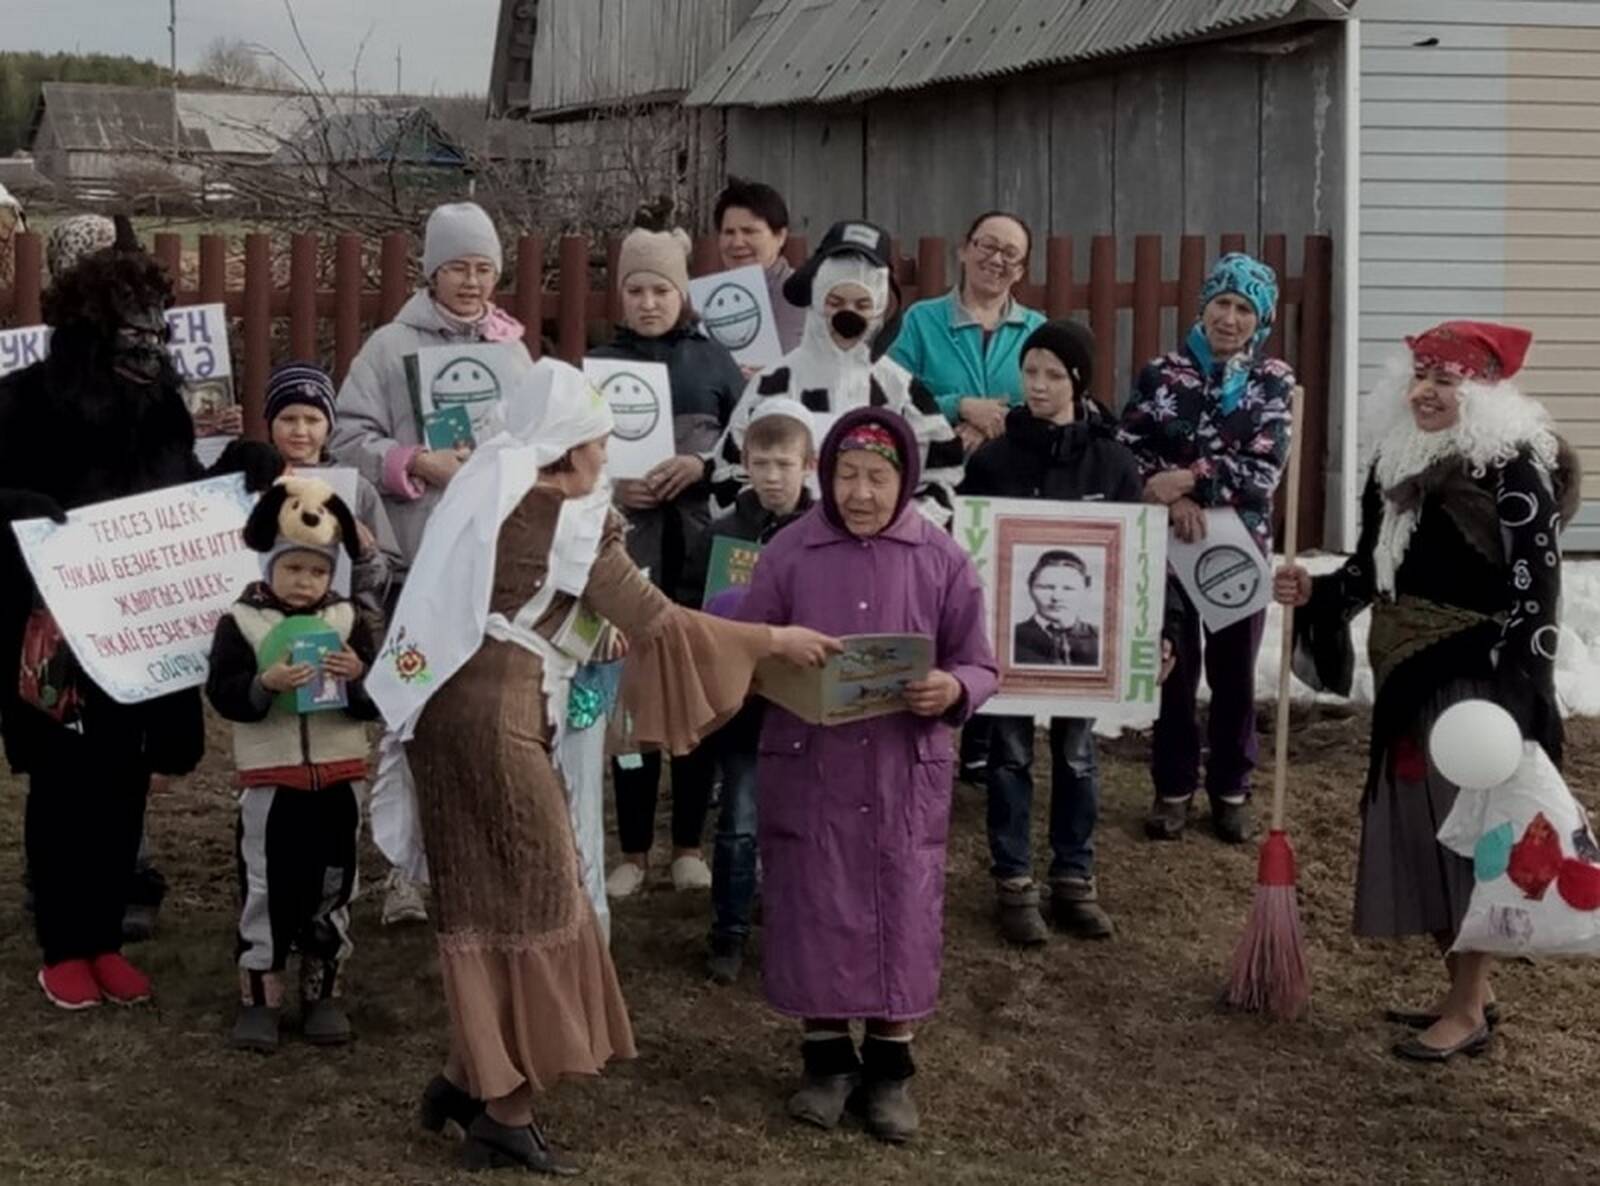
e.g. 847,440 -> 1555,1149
423,404 -> 476,451
292,631 -> 347,714
703,535 -> 764,602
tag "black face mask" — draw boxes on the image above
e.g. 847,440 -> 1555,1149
112,305 -> 169,384
830,309 -> 868,342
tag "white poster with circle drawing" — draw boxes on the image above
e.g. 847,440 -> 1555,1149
406,342 -> 533,446
582,358 -> 675,480
1166,508 -> 1271,633
688,265 -> 783,369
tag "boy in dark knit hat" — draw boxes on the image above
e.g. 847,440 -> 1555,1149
206,477 -> 377,1052
960,319 -> 1160,946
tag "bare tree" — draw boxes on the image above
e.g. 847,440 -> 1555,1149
197,36 -> 290,90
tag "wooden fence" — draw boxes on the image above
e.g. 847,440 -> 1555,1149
1,229 -> 1333,546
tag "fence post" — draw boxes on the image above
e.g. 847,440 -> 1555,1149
1088,235 -> 1116,409
1045,236 -> 1073,320
691,235 -> 720,277
783,236 -> 806,268
333,235 -> 362,383
14,232 -> 42,325
242,233 -> 272,441
1259,233 -> 1289,358
916,237 -> 946,300
515,234 -> 544,359
153,233 -> 183,292
557,235 -> 589,364
198,235 -> 227,305
1177,235 -> 1205,325
1131,235 -> 1162,380
378,232 -> 410,323
1219,232 -> 1246,257
289,232 -> 317,361
606,236 -> 624,325
1297,234 -> 1333,550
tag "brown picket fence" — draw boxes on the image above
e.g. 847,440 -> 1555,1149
0,228 -> 1333,546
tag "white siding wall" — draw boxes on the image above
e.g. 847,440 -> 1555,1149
1359,0 -> 1600,550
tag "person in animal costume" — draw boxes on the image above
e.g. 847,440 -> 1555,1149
0,215 -> 280,1010
207,477 -> 376,1052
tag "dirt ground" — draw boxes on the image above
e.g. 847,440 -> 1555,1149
1,705 -> 1597,1186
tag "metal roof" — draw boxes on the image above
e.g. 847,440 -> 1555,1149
686,0 -> 1351,107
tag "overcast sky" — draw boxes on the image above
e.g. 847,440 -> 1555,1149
11,0 -> 502,95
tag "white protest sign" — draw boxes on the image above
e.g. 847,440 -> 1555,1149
954,496 -> 1168,724
407,342 -> 532,446
583,358 -> 675,480
166,303 -> 236,467
0,324 -> 50,378
10,475 -> 260,704
688,265 -> 782,368
1167,507 -> 1271,632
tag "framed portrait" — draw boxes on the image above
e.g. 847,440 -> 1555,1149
954,497 -> 1169,723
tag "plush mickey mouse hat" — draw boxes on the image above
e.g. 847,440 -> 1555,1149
242,476 -> 360,577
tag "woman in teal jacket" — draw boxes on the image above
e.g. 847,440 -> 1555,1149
889,211 -> 1045,453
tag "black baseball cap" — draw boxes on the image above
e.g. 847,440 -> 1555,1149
784,219 -> 904,359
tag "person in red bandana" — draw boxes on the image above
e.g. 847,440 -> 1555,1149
1274,321 -> 1581,1063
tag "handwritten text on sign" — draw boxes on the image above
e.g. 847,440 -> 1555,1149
0,304 -> 229,380
10,475 -> 261,704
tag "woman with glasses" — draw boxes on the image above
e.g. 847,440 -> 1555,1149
888,211 -> 1045,455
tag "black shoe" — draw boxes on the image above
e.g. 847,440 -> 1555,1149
420,1075 -> 485,1135
706,936 -> 744,985
1392,1024 -> 1492,1063
462,1113 -> 580,1175
1211,799 -> 1249,845
1144,797 -> 1189,841
1385,1002 -> 1501,1031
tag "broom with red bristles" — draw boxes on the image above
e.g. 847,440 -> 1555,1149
1224,385 -> 1310,1020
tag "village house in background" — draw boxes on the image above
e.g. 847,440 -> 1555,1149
489,0 -> 1599,549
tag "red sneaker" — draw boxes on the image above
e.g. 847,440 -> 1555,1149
90,953 -> 152,1005
38,960 -> 102,1010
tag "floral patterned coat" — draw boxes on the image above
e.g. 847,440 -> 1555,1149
1116,345 -> 1296,554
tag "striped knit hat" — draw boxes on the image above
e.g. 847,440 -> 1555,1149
265,361 -> 338,428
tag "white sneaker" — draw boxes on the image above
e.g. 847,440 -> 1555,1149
670,855 -> 713,892
606,861 -> 648,899
381,869 -> 428,926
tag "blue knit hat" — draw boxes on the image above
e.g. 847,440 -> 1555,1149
265,361 -> 337,429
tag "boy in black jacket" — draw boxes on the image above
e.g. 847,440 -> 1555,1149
206,477 -> 377,1052
960,320 -> 1162,947
683,400 -> 816,983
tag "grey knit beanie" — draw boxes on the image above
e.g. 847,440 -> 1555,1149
422,202 -> 503,278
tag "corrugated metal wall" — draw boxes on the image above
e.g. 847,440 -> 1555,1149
1358,0 -> 1600,547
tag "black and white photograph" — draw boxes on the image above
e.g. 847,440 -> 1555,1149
1007,544 -> 1108,670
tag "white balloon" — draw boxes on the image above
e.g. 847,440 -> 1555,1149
1428,699 -> 1524,791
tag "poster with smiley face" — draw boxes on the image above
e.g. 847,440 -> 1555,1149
688,265 -> 783,368
406,342 -> 533,446
582,358 -> 675,480
1166,508 -> 1271,632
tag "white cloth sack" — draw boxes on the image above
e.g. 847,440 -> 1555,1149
556,720 -> 610,945
1441,742 -> 1600,956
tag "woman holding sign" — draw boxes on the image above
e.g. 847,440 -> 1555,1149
368,361 -> 836,1174
1117,253 -> 1294,845
590,225 -> 745,898
331,202 -> 530,570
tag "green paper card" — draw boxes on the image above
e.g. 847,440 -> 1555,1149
423,404 -> 476,451
703,535 -> 763,602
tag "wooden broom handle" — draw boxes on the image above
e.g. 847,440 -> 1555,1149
1270,386 -> 1306,832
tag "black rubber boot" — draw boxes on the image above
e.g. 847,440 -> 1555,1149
852,1037 -> 918,1144
787,1036 -> 860,1130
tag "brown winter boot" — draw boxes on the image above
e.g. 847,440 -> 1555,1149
787,1035 -> 860,1130
995,880 -> 1048,946
1049,876 -> 1115,939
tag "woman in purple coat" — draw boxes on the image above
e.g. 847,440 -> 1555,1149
736,406 -> 998,1144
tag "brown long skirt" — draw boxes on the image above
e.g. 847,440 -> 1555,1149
408,638 -> 634,1101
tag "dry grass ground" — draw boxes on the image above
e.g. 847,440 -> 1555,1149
0,705 -> 1597,1185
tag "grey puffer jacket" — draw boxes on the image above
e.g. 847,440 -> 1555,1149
328,290 -> 533,567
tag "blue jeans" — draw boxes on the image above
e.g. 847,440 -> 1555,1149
985,715 -> 1099,882
710,706 -> 762,944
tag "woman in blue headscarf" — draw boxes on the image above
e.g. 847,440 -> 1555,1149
1117,252 -> 1295,845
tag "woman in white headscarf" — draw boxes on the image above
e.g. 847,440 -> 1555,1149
368,359 -> 836,1174
711,220 -> 965,521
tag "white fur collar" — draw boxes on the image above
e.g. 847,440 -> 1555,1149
1365,357 -> 1557,595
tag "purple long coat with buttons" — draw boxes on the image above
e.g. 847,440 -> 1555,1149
736,406 -> 998,1021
